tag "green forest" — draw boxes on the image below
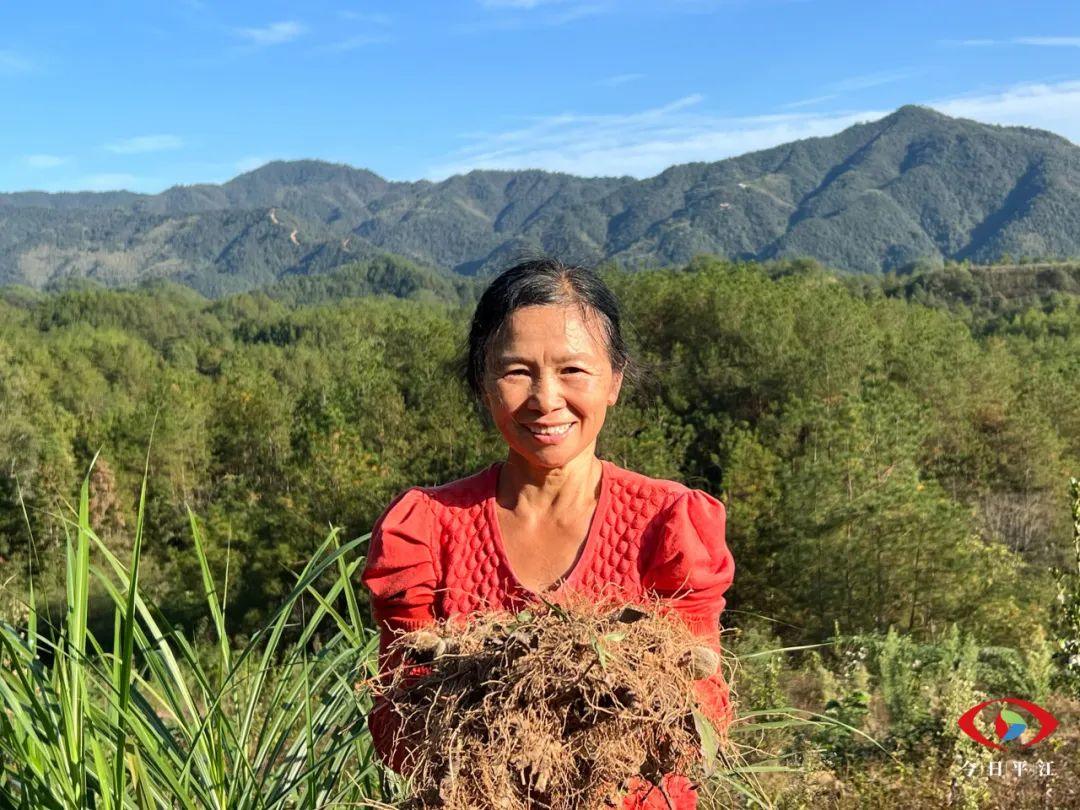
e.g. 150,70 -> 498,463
2,254 -> 1079,807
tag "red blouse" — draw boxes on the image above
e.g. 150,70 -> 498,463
360,458 -> 735,809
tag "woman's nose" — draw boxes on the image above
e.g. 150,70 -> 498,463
528,371 -> 565,411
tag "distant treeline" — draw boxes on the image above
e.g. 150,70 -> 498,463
1,255 -> 1078,656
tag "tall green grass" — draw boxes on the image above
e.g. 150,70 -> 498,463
0,455 -> 839,808
0,455 -> 397,809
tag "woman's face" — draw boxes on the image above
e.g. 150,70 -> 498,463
482,303 -> 623,469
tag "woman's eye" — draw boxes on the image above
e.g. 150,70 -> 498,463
503,368 -> 584,376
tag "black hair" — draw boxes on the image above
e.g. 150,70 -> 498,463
455,257 -> 645,421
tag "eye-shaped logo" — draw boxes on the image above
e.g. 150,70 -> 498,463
957,697 -> 1058,750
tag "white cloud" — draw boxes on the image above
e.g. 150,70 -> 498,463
462,0 -> 611,30
324,33 -> 392,52
942,38 -> 999,47
547,2 -> 610,23
325,10 -> 393,51
338,11 -> 392,24
25,154 -> 67,168
946,36 -> 1080,48
597,73 -> 644,87
780,94 -> 840,110
0,49 -> 33,74
1014,37 -> 1080,47
106,134 -> 185,154
235,21 -> 306,46
429,95 -> 890,179
781,69 -> 918,109
828,69 -> 920,94
428,77 -> 1080,180
928,79 -> 1080,144
479,0 -> 570,7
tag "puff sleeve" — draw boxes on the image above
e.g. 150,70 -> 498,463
641,489 -> 735,734
359,487 -> 438,774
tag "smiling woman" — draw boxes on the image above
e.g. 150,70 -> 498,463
360,257 -> 736,809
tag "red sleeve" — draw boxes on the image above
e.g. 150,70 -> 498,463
642,489 -> 735,734
359,487 -> 438,774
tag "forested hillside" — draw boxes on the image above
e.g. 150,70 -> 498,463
3,106 -> 1080,294
2,255 -> 1077,644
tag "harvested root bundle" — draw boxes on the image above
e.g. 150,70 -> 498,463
379,592 -> 731,809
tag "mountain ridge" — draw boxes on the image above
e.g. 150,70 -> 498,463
2,105 -> 1078,295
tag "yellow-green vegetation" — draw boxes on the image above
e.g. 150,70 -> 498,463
2,255 -> 1079,807
0,460 -> 394,807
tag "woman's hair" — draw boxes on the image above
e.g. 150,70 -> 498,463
455,257 -> 645,417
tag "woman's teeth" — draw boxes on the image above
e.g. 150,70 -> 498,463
528,423 -> 573,436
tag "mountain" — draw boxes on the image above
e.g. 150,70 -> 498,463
2,106 -> 1079,295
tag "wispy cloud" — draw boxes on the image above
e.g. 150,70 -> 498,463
324,10 -> 392,52
460,0 -> 612,31
940,38 -> 998,47
0,49 -> 33,74
106,134 -> 185,154
429,94 -> 889,179
1015,36 -> 1080,47
829,69 -> 920,93
235,21 -> 306,46
780,94 -> 839,110
338,11 -> 392,25
479,0 -> 571,7
25,154 -> 67,168
663,0 -> 814,11
428,77 -> 1080,180
929,79 -> 1080,143
597,73 -> 644,87
323,33 -> 392,52
783,68 -> 917,108
945,36 -> 1080,48
547,2 -> 610,23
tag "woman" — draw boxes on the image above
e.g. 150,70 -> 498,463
360,257 -> 735,809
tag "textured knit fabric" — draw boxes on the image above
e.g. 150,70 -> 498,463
359,458 -> 735,809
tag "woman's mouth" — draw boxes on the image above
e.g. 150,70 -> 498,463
523,422 -> 575,444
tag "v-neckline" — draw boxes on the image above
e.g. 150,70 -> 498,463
486,458 -> 611,598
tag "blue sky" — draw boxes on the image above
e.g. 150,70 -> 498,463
2,0 -> 1079,193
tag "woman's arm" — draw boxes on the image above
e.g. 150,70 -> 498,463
641,489 -> 736,733
359,486 -> 439,774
